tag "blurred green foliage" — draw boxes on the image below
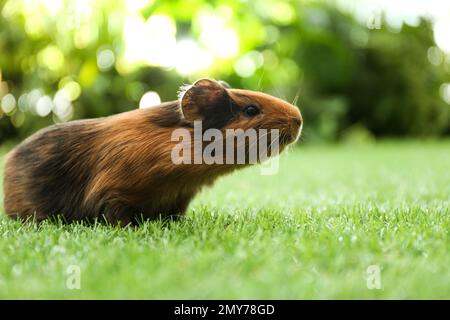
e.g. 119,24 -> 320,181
0,0 -> 449,143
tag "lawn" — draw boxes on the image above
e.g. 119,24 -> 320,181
0,140 -> 449,299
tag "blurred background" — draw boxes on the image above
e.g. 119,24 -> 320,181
0,0 -> 449,144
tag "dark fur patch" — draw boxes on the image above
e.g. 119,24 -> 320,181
13,123 -> 98,220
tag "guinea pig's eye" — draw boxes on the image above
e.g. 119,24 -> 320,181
243,105 -> 260,117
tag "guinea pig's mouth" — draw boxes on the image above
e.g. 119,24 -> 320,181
280,121 -> 302,146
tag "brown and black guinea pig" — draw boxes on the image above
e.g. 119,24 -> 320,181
3,79 -> 302,226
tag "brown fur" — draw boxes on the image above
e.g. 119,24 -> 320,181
3,79 -> 302,225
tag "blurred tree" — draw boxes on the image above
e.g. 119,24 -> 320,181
347,20 -> 450,136
0,0 -> 449,143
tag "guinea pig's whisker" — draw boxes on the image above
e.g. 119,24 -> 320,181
257,70 -> 265,91
292,89 -> 301,106
234,131 -> 270,156
248,132 -> 268,152
268,135 -> 281,156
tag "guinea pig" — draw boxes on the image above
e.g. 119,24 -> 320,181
3,79 -> 302,225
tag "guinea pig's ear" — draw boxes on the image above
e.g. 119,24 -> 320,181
179,79 -> 235,128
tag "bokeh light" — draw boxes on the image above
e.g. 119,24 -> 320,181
175,40 -> 213,75
440,83 -> 450,104
198,10 -> 239,59
1,94 -> 16,114
234,51 -> 264,78
97,48 -> 116,72
35,96 -> 53,117
139,91 -> 161,109
53,90 -> 73,122
433,19 -> 450,53
123,14 -> 177,69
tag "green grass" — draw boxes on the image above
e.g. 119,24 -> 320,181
0,140 -> 449,299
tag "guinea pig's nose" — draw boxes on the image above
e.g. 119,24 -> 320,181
291,114 -> 303,141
